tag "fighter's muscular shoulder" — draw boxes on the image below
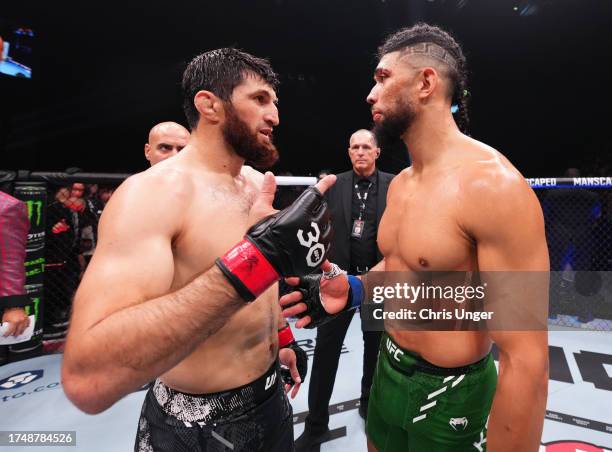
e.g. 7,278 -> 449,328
101,166 -> 191,243
455,141 -> 545,267
70,165 -> 194,334
455,143 -> 530,229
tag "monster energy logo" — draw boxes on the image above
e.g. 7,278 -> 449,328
25,297 -> 40,320
26,267 -> 44,277
25,200 -> 43,226
25,258 -> 45,267
25,257 -> 45,278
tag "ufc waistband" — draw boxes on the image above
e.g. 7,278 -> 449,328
382,332 -> 490,377
152,359 -> 280,426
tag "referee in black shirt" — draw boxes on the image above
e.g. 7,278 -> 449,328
296,129 -> 394,450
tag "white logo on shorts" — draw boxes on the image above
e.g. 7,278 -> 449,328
264,372 -> 277,391
449,417 -> 469,431
297,222 -> 325,267
472,429 -> 486,451
385,338 -> 404,362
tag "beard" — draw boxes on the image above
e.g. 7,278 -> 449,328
372,97 -> 416,150
222,103 -> 279,169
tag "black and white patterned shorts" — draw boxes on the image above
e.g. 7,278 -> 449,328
135,360 -> 293,452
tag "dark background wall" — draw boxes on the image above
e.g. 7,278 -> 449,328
1,0 -> 611,176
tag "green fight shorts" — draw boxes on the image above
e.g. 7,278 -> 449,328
366,333 -> 497,452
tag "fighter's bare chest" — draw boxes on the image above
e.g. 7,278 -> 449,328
171,186 -> 258,284
378,182 -> 474,271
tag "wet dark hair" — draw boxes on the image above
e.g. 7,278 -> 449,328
182,48 -> 279,130
378,23 -> 470,134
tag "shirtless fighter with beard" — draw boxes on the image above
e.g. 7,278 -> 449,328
281,24 -> 549,452
62,48 -> 336,452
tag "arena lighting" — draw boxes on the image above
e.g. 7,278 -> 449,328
424,0 -> 470,6
519,3 -> 539,16
512,0 -> 556,16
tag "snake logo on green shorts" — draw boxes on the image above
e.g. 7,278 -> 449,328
449,417 -> 468,431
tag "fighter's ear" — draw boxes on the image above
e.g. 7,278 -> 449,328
144,143 -> 151,161
418,67 -> 438,100
194,90 -> 222,123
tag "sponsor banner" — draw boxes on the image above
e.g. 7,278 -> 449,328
526,177 -> 612,188
545,411 -> 612,435
24,284 -> 43,343
295,338 -> 349,358
24,255 -> 45,285
0,367 -> 60,404
13,183 -> 47,255
293,397 -> 361,424
570,177 -> 612,188
527,178 -> 559,187
11,183 -> 46,354
0,370 -> 44,390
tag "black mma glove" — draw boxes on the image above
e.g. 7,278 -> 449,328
294,269 -> 364,329
278,325 -> 308,386
216,187 -> 332,302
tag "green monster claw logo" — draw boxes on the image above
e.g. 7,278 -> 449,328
25,200 -> 43,226
24,297 -> 40,320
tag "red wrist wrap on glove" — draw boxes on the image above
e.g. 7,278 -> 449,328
219,239 -> 280,299
278,325 -> 295,348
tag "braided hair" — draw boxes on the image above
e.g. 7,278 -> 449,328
378,23 -> 470,134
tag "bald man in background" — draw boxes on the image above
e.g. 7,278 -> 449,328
144,121 -> 190,166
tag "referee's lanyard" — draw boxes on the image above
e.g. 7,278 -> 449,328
351,181 -> 372,239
